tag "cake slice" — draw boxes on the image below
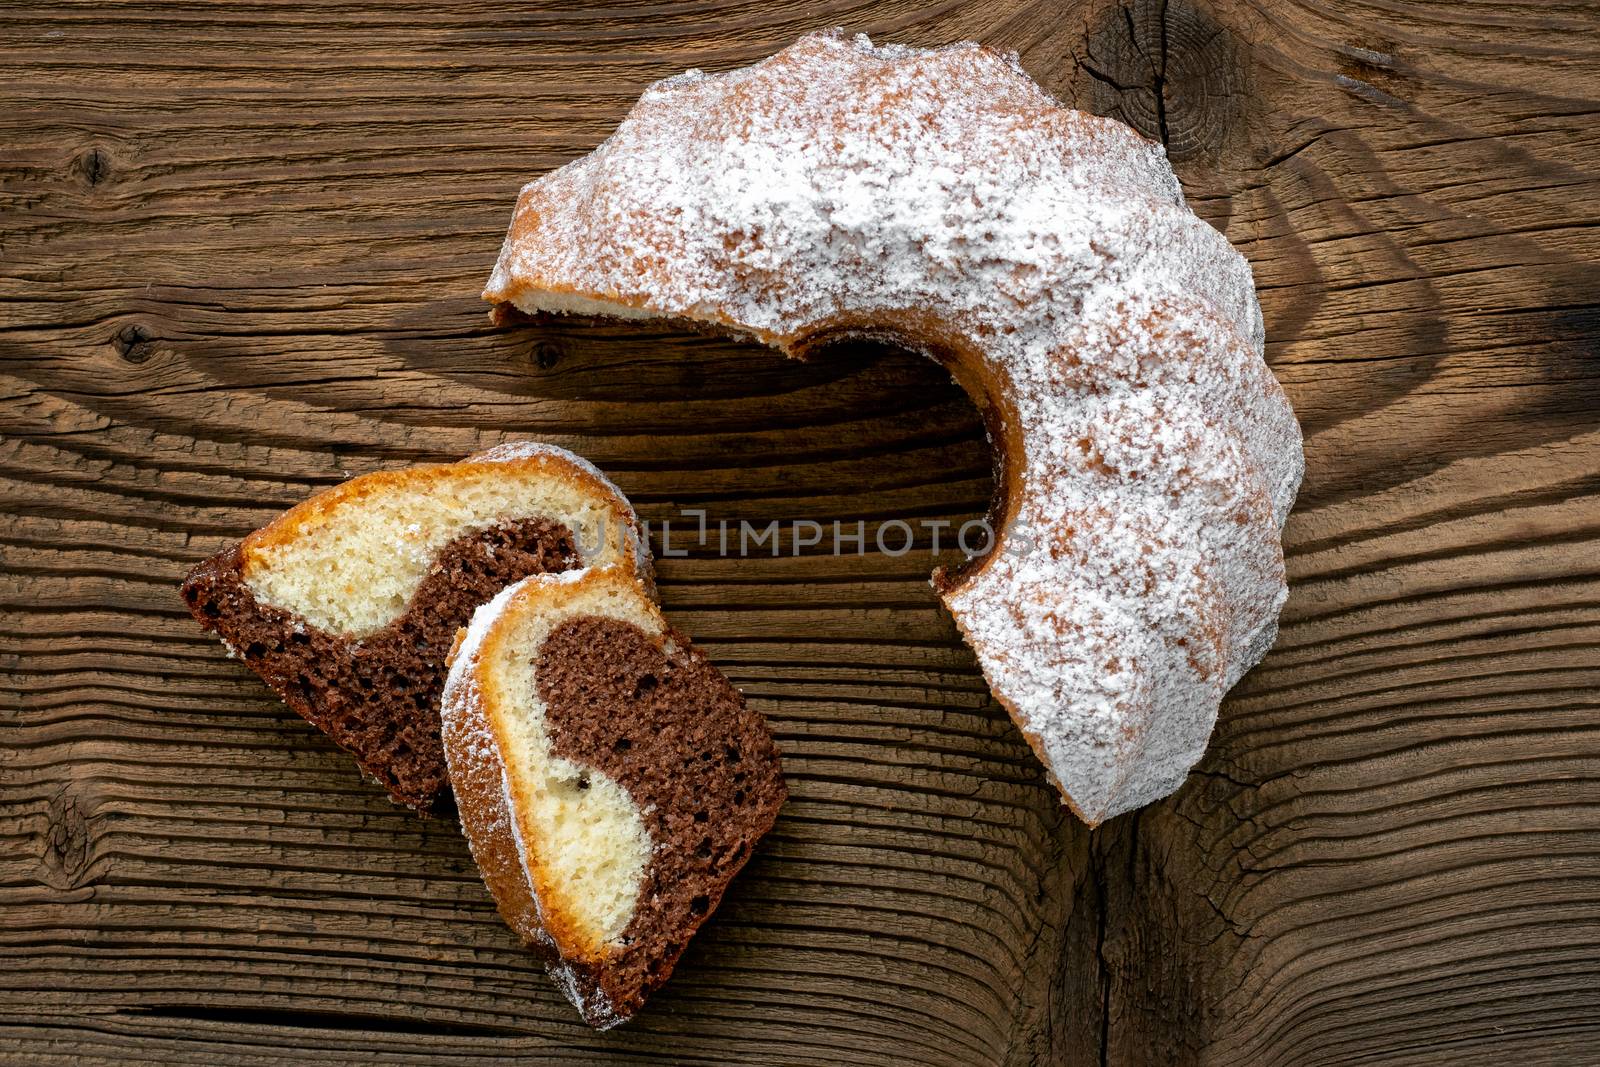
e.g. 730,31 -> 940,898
180,443 -> 651,812
440,564 -> 785,1028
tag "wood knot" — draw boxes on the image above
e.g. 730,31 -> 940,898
41,784 -> 96,890
74,146 -> 113,187
112,323 -> 156,363
1081,0 -> 1248,164
530,339 -> 564,370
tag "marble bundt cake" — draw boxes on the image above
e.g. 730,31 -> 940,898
180,443 -> 651,811
484,30 -> 1304,824
440,564 -> 785,1027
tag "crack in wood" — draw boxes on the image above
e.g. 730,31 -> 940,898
118,1005 -> 524,1039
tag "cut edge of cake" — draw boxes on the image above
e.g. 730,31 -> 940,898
241,441 -> 653,637
179,442 -> 655,812
440,564 -> 786,1027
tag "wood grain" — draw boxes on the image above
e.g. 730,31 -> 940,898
3,1 -> 1598,1063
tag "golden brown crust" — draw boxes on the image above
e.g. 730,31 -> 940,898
242,451 -> 649,594
438,624 -> 558,960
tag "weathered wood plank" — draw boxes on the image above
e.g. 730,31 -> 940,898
4,0 -> 1599,1064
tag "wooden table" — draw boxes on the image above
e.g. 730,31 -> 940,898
4,2 -> 1598,1063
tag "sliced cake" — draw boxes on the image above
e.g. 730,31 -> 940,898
440,564 -> 785,1028
180,442 -> 651,812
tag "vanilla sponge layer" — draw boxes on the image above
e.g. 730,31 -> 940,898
450,567 -> 663,954
241,447 -> 642,638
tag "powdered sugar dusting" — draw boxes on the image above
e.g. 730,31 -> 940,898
548,958 -> 622,1031
449,578 -> 524,684
486,29 -> 1304,824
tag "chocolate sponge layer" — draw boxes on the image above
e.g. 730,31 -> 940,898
533,614 -> 786,1020
180,518 -> 579,811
